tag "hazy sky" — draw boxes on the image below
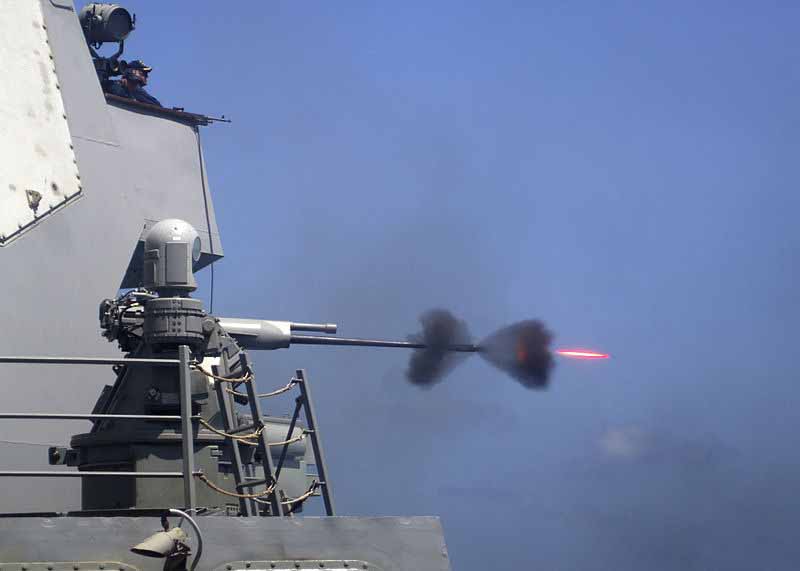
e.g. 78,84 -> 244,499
83,2 -> 800,569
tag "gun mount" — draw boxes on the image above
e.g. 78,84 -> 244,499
46,218 -> 479,517
0,2 -> 603,567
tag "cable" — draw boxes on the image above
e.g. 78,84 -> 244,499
197,419 -> 306,447
198,418 -> 263,442
268,433 -> 306,447
196,473 -> 274,500
280,480 -> 318,506
191,364 -> 252,383
209,262 -> 214,314
168,508 -> 203,571
225,380 -> 297,399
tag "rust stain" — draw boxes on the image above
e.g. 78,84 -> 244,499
25,189 -> 42,214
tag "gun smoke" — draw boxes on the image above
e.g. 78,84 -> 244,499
406,309 -> 472,386
406,311 -> 555,389
479,320 -> 554,388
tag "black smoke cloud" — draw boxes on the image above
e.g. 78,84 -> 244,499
480,320 -> 554,388
406,309 -> 472,386
406,311 -> 555,389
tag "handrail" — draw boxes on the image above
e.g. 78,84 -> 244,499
0,349 -> 196,512
0,351 -> 329,516
0,413 -> 198,421
0,356 -> 179,366
0,471 -> 202,478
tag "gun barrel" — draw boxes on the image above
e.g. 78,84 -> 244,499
218,318 -> 291,350
218,318 -> 478,352
290,334 -> 479,353
290,322 -> 338,334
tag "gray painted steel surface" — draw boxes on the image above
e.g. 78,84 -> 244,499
0,2 -> 453,568
0,0 -> 221,511
0,517 -> 451,571
0,1 -> 82,245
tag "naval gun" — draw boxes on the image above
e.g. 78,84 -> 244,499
71,217 -> 566,517
63,218 -> 488,518
0,1 -> 609,564
0,1 -> 503,567
218,318 -> 475,352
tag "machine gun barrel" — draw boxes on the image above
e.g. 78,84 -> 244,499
290,334 -> 479,352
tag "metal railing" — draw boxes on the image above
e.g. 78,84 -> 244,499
0,346 -> 198,510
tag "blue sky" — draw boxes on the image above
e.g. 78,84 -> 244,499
107,2 -> 799,568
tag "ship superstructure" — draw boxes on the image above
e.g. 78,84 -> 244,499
0,2 -> 451,569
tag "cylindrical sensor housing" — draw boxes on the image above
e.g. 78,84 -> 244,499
143,219 -> 201,295
79,3 -> 134,43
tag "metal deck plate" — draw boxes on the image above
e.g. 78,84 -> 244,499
0,564 -> 137,571
0,516 -> 450,571
215,561 -> 381,571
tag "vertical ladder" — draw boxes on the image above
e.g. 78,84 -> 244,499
238,352 -> 286,516
213,360 -> 255,516
214,352 -> 285,516
216,361 -> 335,516
295,369 -> 335,515
272,369 -> 335,516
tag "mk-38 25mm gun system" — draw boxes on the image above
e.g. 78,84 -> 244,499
0,2 -> 608,570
